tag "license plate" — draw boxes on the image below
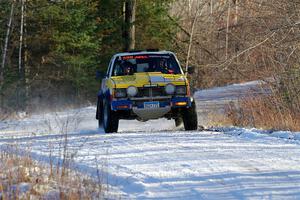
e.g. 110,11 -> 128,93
144,101 -> 159,109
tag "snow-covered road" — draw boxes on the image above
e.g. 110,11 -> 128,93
1,81 -> 300,199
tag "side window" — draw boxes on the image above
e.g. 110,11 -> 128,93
106,58 -> 114,77
113,61 -> 123,76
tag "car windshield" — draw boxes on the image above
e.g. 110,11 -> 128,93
112,54 -> 182,76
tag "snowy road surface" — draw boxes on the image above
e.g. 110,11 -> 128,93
1,81 -> 300,199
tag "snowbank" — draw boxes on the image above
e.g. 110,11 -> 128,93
211,126 -> 300,141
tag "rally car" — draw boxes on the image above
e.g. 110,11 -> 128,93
96,50 -> 198,133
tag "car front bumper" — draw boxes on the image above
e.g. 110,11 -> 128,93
111,96 -> 192,111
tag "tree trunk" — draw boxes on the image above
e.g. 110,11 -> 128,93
234,0 -> 239,25
124,0 -> 136,51
18,0 -> 26,111
225,0 -> 231,60
1,1 -> 15,82
19,0 -> 24,78
185,3 -> 205,73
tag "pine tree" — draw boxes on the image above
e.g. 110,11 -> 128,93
0,0 -> 179,112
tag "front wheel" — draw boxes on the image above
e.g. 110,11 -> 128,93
103,101 -> 119,133
182,101 -> 198,131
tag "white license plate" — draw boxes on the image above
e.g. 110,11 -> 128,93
144,101 -> 159,109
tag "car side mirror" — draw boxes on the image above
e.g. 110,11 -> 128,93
96,70 -> 104,80
187,66 -> 195,74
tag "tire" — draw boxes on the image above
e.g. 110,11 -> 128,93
182,101 -> 198,131
103,101 -> 119,133
175,117 -> 183,127
96,98 -> 103,128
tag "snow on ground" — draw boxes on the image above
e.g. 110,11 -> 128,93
1,81 -> 300,199
211,127 -> 300,142
195,80 -> 271,102
195,80 -> 272,126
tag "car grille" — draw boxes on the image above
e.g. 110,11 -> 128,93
136,87 -> 167,97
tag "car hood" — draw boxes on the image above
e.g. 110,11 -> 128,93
110,72 -> 187,88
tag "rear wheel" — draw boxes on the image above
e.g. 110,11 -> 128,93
103,101 -> 119,133
175,117 -> 183,127
96,98 -> 103,128
182,101 -> 198,131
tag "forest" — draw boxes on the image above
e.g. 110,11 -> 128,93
1,0 -> 300,130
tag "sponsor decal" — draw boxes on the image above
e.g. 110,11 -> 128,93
121,55 -> 149,60
121,55 -> 170,60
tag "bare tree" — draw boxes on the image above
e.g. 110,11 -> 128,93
185,2 -> 207,72
17,0 -> 26,111
1,0 -> 15,82
172,0 -> 300,129
171,0 -> 300,87
19,0 -> 25,78
225,0 -> 231,60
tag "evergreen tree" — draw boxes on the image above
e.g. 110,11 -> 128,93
0,0 -> 179,112
136,0 -> 177,50
25,0 -> 100,107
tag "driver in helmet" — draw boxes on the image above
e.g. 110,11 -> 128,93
121,60 -> 135,75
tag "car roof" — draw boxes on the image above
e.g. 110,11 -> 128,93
113,50 -> 176,57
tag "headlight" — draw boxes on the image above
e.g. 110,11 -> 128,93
176,86 -> 187,95
165,83 -> 175,95
114,88 -> 127,98
127,86 -> 138,97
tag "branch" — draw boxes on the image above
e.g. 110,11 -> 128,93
217,31 -> 277,70
168,14 -> 219,61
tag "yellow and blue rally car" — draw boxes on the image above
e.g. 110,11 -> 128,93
96,50 -> 198,133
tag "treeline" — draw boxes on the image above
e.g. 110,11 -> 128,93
172,0 -> 300,87
0,0 -> 176,113
171,0 -> 300,130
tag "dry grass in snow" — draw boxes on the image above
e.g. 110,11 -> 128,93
0,145 -> 105,200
